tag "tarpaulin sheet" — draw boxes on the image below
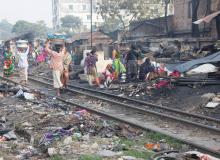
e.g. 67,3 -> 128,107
173,51 -> 220,73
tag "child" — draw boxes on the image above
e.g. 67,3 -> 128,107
103,64 -> 115,88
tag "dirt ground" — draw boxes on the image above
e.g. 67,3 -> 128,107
0,81 -> 191,160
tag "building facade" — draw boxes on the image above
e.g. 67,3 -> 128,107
127,0 -> 220,40
173,0 -> 220,38
52,0 -> 103,31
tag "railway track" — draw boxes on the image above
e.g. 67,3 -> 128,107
31,76 -> 220,129
1,75 -> 220,158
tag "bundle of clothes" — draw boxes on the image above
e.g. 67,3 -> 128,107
138,58 -> 181,89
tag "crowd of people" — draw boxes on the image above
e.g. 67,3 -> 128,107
83,44 -> 170,88
2,38 -> 170,97
3,39 -> 72,97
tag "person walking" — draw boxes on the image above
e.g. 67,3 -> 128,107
62,47 -> 72,88
45,41 -> 64,97
16,40 -> 30,84
84,49 -> 100,86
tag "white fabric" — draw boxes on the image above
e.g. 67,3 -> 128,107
186,63 -> 218,75
17,47 -> 29,68
19,67 -> 28,81
53,70 -> 63,88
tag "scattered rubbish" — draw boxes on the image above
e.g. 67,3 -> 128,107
91,142 -> 99,149
15,89 -> 35,100
0,117 -> 6,123
184,151 -> 220,160
17,146 -> 39,159
38,127 -> 73,147
212,97 -> 220,102
23,92 -> 35,100
152,150 -> 220,160
82,134 -> 90,141
72,132 -> 82,140
151,150 -> 179,160
63,136 -> 73,145
48,148 -> 57,157
202,93 -> 216,99
206,102 -> 219,108
121,156 -> 136,160
15,89 -> 24,97
96,150 -> 122,157
153,80 -> 170,89
144,143 -> 161,152
0,131 -> 17,141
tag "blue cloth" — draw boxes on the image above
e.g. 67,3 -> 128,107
47,34 -> 66,40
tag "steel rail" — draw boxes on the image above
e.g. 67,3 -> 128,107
1,75 -> 220,158
36,75 -> 220,124
28,77 -> 220,133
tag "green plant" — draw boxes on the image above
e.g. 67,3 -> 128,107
49,155 -> 64,160
124,149 -> 153,159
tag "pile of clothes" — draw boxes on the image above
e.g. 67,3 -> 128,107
138,58 -> 181,89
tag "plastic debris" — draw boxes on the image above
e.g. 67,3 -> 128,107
97,150 -> 122,157
15,89 -> 24,97
145,143 -> 161,152
23,92 -> 35,100
206,102 -> 219,108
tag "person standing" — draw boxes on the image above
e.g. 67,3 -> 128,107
3,46 -> 15,77
126,45 -> 139,82
45,41 -> 64,97
32,40 -> 41,65
16,41 -> 30,84
62,48 -> 72,88
112,51 -> 126,80
84,49 -> 100,86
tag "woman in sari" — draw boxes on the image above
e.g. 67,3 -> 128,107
3,47 -> 15,77
112,50 -> 126,80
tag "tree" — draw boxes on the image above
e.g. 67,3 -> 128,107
97,0 -> 164,40
0,19 -> 13,40
99,17 -> 121,32
34,21 -> 48,38
12,20 -> 33,34
12,20 -> 51,38
60,15 -> 82,34
0,19 -> 13,32
97,0 -> 164,30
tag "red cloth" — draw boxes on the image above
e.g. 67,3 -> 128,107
170,70 -> 181,78
155,80 -> 170,89
37,49 -> 48,63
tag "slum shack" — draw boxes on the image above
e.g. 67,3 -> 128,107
66,31 -> 113,65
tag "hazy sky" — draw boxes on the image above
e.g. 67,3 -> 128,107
0,0 -> 52,27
